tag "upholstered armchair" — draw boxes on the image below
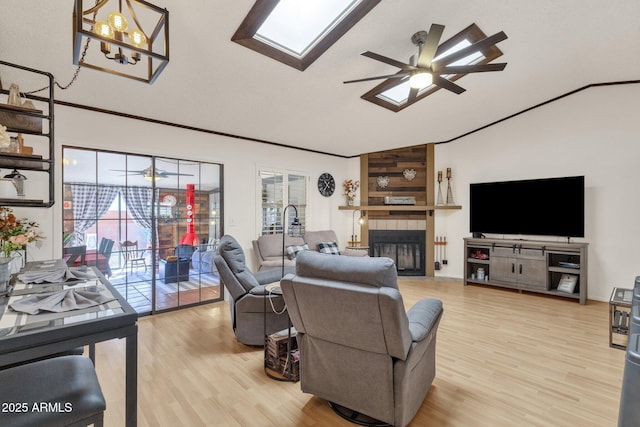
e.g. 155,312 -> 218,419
191,243 -> 217,274
214,235 -> 295,346
281,251 -> 444,427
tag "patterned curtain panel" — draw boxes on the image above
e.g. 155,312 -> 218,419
69,184 -> 119,245
124,187 -> 157,229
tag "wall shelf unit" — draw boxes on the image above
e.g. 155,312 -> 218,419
0,60 -> 54,207
464,237 -> 589,304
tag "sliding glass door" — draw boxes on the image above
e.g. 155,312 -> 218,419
62,147 -> 223,314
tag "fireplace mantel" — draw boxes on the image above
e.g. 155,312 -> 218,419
339,205 -> 461,212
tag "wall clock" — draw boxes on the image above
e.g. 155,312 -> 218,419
161,194 -> 177,206
317,173 -> 335,197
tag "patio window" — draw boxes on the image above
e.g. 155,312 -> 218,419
62,147 -> 223,314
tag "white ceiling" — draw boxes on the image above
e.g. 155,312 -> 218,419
2,0 -> 640,158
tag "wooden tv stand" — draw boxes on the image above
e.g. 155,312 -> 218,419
464,237 -> 588,304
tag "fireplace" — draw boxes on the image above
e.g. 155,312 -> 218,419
369,230 -> 425,276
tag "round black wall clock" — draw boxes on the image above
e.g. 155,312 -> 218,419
317,173 -> 335,197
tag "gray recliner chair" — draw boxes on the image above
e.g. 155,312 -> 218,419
214,235 -> 294,346
281,251 -> 444,427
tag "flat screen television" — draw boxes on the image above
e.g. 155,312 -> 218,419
469,175 -> 585,238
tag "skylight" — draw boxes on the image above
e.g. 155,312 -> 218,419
254,0 -> 361,58
377,40 -> 484,105
232,0 -> 380,71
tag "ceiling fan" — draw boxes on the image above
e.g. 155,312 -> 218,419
111,166 -> 194,180
344,24 -> 508,103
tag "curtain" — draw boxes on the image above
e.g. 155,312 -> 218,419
125,187 -> 159,248
124,187 -> 156,229
69,184 -> 119,245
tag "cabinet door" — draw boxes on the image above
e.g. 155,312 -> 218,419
518,259 -> 547,289
490,256 -> 517,284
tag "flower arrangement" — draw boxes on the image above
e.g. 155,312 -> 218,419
0,206 -> 44,258
343,179 -> 360,202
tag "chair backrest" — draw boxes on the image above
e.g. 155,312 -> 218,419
214,235 -> 260,301
64,245 -> 87,265
281,251 -> 412,359
302,230 -> 339,253
120,241 -> 141,260
98,238 -> 114,259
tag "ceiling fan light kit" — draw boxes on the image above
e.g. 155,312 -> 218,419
345,23 -> 508,109
72,0 -> 170,84
409,72 -> 432,89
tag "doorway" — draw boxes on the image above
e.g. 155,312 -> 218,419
62,147 -> 224,314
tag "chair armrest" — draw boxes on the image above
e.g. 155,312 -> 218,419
253,266 -> 296,285
406,298 -> 443,342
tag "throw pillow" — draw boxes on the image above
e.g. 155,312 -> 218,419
286,243 -> 309,260
317,241 -> 341,255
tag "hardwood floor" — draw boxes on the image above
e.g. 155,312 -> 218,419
93,278 -> 626,427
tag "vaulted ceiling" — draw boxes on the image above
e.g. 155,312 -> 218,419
2,0 -> 639,157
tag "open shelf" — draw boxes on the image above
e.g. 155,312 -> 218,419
0,60 -> 54,207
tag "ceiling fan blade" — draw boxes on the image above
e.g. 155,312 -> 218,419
111,169 -> 146,175
163,172 -> 195,177
433,63 -> 507,74
432,75 -> 466,94
434,31 -> 508,67
407,86 -> 420,103
417,24 -> 445,68
361,51 -> 417,71
344,73 -> 410,84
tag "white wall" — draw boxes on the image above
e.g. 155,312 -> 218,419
11,106 -> 353,271
434,83 -> 640,301
14,84 -> 637,302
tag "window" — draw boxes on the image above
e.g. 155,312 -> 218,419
361,24 -> 505,112
62,147 -> 224,314
259,169 -> 307,235
232,0 -> 380,70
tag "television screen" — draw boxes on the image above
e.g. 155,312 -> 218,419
469,176 -> 585,238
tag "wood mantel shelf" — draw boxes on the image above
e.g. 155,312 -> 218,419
339,205 -> 461,211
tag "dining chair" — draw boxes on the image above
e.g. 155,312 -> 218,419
96,238 -> 115,276
119,240 -> 147,273
63,245 -> 87,266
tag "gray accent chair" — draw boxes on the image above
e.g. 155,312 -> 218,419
252,230 -> 367,271
214,235 -> 295,346
281,251 -> 443,427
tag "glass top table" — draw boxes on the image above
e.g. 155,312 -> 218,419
0,260 -> 139,426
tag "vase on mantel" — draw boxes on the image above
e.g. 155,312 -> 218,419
346,196 -> 355,206
0,257 -> 12,293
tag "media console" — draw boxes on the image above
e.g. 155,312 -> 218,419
464,237 -> 588,304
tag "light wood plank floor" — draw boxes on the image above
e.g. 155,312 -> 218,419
94,278 -> 626,427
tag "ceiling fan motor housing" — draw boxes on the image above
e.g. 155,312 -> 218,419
411,30 -> 428,47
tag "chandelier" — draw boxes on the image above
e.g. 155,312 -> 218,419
73,0 -> 169,84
